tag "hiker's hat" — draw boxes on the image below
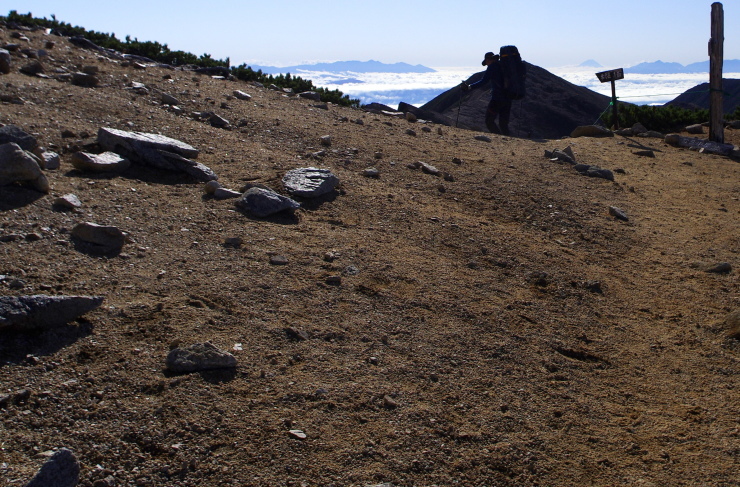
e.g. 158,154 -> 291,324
482,52 -> 497,66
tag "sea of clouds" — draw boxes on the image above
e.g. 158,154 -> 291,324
295,66 -> 739,109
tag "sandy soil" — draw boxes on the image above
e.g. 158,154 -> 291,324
1,28 -> 739,487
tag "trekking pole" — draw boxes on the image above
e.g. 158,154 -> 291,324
456,81 -> 465,128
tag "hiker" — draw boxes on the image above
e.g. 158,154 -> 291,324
462,47 -> 526,136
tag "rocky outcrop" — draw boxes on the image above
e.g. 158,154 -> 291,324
96,127 -> 217,181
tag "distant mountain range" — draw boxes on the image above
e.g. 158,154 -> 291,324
625,59 -> 740,74
250,60 -> 436,74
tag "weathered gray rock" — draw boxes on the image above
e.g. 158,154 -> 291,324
608,206 -> 629,221
474,135 -> 491,142
664,133 -> 736,157
705,262 -> 732,274
631,122 -> 648,135
575,163 -> 614,181
0,295 -> 104,331
40,151 -> 61,169
53,194 -> 82,210
209,113 -> 230,128
161,93 -> 180,105
570,125 -> 614,138
236,187 -> 300,217
233,90 -> 252,100
420,162 -> 441,176
71,222 -> 126,252
20,60 -> 45,76
0,49 -> 10,74
70,151 -> 131,172
282,167 -> 339,197
166,342 -> 237,373
685,124 -> 704,135
71,72 -> 98,87
298,91 -> 321,101
213,187 -> 242,200
25,448 -> 80,487
0,125 -> 37,150
97,127 -> 216,180
0,142 -> 49,193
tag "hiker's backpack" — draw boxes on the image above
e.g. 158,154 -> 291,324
499,45 -> 526,100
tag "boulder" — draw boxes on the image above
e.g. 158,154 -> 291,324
570,125 -> 614,138
0,295 -> 104,331
70,151 -> 131,172
282,167 -> 339,198
166,342 -> 237,373
236,187 -> 300,217
97,127 -> 217,180
71,222 -> 126,253
0,125 -> 37,150
24,448 -> 80,487
233,90 -> 252,101
0,142 -> 49,193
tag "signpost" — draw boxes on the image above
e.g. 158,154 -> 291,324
596,68 -> 624,129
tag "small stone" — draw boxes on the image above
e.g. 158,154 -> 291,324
383,395 -> 399,409
204,180 -> 222,195
224,237 -> 242,248
53,194 -> 82,210
71,222 -> 126,253
320,135 -> 332,146
270,255 -> 289,266
608,206 -> 629,221
161,93 -> 180,105
71,72 -> 98,87
166,342 -> 237,373
209,113 -> 230,128
70,151 -> 130,173
233,90 -> 252,100
326,275 -> 342,285
474,135 -> 492,142
405,129 -> 417,137
213,187 -> 241,200
705,262 -> 732,274
363,167 -> 380,178
284,327 -> 309,341
288,429 -> 307,440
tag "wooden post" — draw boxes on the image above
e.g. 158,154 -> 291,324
709,2 -> 724,143
610,80 -> 619,129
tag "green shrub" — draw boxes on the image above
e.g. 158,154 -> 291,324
601,103 -> 710,133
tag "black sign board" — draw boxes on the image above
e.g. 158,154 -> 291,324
596,68 -> 624,83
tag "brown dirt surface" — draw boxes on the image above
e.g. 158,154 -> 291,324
1,28 -> 739,487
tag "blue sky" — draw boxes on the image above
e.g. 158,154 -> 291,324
7,1 -> 739,69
